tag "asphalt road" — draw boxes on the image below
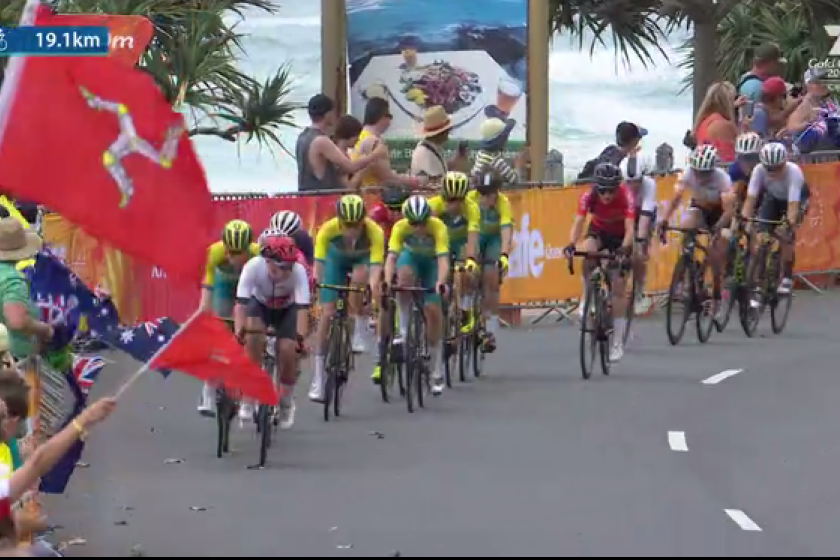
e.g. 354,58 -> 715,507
43,291 -> 840,557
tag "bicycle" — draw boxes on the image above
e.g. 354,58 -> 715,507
661,226 -> 716,346
318,283 -> 367,421
716,223 -> 752,334
443,258 -> 466,387
215,318 -> 239,460
250,327 -> 278,470
377,275 -> 406,403
463,257 -> 503,379
741,216 -> 794,336
567,250 -> 623,379
389,278 -> 443,413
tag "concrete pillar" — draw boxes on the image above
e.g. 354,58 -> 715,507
527,0 -> 549,182
320,0 -> 347,113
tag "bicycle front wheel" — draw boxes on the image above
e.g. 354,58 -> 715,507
769,249 -> 793,334
695,258 -> 715,344
404,307 -> 420,413
665,259 -> 691,346
579,277 -> 598,379
740,244 -> 768,338
323,321 -> 343,422
257,404 -> 271,468
334,321 -> 352,418
443,297 -> 458,388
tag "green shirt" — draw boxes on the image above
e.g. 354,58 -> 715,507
0,262 -> 37,359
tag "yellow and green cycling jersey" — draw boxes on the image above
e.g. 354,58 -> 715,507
314,217 -> 385,265
466,190 -> 513,236
388,216 -> 449,258
428,195 -> 480,246
203,241 -> 259,317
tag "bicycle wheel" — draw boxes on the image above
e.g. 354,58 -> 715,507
404,305 -> 419,413
459,328 -> 471,382
579,275 -> 599,379
715,237 -> 742,333
334,320 -> 352,418
414,310 -> 429,409
256,404 -> 271,467
323,320 -> 342,422
769,249 -> 793,334
442,296 -> 457,388
740,244 -> 768,338
598,287 -> 612,376
215,389 -> 234,458
378,306 -> 396,403
665,259 -> 691,345
695,258 -> 715,344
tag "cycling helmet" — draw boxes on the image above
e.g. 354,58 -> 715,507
735,132 -> 763,155
443,171 -> 470,199
474,166 -> 503,195
760,142 -> 787,167
593,162 -> 622,189
402,195 -> 431,223
270,210 -> 302,236
688,144 -> 718,171
337,194 -> 365,223
259,233 -> 297,263
619,156 -> 652,182
381,186 -> 409,210
222,219 -> 253,251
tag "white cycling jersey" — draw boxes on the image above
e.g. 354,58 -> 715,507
628,176 -> 657,214
675,167 -> 732,204
236,257 -> 310,309
747,162 -> 804,203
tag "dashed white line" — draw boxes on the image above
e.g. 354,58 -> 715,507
702,369 -> 744,385
668,431 -> 688,451
724,509 -> 762,531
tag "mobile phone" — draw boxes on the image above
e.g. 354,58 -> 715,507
740,102 -> 754,120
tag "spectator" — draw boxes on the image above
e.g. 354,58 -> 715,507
352,97 -> 424,189
332,115 -> 366,190
411,105 -> 469,184
0,220 -> 52,362
749,76 -> 789,138
295,94 -> 385,192
693,81 -> 740,163
784,68 -> 840,151
577,121 -> 646,180
471,117 -> 524,184
736,43 -> 786,104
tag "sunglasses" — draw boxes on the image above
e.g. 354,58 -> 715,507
266,259 -> 293,270
408,219 -> 427,226
443,196 -> 465,202
766,164 -> 785,172
227,249 -> 246,257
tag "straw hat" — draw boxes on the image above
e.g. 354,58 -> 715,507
479,117 -> 516,150
420,106 -> 454,138
0,218 -> 40,262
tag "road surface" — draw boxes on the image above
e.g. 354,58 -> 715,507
44,292 -> 840,556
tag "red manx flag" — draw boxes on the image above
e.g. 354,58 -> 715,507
0,1 -> 214,284
149,311 -> 281,406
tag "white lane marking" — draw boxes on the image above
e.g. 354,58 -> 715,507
724,509 -> 762,532
702,369 -> 744,385
668,431 -> 688,451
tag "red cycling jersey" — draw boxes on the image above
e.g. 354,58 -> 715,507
369,202 -> 400,241
576,185 -> 636,236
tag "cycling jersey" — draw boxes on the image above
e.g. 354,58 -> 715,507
388,217 -> 449,258
466,190 -> 513,235
203,241 -> 260,317
314,217 -> 386,265
625,177 -> 657,216
428,195 -> 480,247
577,185 -> 636,236
747,162 -> 804,203
291,229 -> 314,265
368,202 -> 400,242
675,168 -> 732,207
236,256 -> 310,309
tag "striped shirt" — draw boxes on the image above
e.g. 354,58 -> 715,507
471,150 -> 518,184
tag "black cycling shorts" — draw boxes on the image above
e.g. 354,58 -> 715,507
586,224 -> 624,252
689,200 -> 723,229
245,297 -> 298,340
757,183 -> 811,231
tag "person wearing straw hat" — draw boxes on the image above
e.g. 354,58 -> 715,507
0,219 -> 53,362
470,117 -> 524,185
411,105 -> 469,185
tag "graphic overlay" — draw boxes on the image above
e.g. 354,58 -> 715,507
0,26 -> 109,56
346,0 -> 528,171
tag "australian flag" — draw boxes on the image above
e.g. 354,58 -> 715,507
110,318 -> 179,376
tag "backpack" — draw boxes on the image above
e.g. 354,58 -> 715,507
736,73 -> 764,93
577,145 -> 625,181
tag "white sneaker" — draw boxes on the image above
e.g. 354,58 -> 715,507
278,397 -> 296,430
198,383 -> 215,417
352,331 -> 367,353
431,373 -> 445,396
308,373 -> 325,403
609,342 -> 624,363
238,401 -> 255,422
393,335 -> 404,345
777,277 -> 793,294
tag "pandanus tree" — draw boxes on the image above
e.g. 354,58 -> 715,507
0,0 -> 302,155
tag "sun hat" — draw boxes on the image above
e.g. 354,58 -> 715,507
420,106 -> 454,138
0,218 -> 41,262
479,117 -> 516,150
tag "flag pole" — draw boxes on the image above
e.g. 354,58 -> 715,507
113,309 -> 204,401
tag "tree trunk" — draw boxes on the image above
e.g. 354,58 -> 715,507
691,19 -> 719,117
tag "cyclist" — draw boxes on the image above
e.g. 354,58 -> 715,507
741,142 -> 809,296
385,195 -> 450,395
564,162 -> 635,362
658,144 -> 736,323
619,155 -> 656,316
369,186 -> 409,244
270,210 -> 314,265
466,168 -> 512,353
196,219 -> 258,416
234,234 -> 310,430
729,132 -> 764,211
429,171 -> 480,333
308,194 -> 385,403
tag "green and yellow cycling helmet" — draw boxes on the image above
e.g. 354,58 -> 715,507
222,219 -> 253,251
443,171 -> 470,200
402,195 -> 431,224
337,194 -> 366,223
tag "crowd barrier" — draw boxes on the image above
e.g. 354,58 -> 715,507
41,162 -> 840,324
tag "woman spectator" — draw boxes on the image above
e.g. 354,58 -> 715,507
693,81 -> 744,164
750,77 -> 789,139
333,115 -> 366,190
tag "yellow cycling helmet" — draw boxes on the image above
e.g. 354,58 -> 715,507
222,219 -> 253,251
443,171 -> 470,200
337,194 -> 365,223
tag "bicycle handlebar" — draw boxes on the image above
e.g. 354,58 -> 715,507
317,283 -> 369,293
661,226 -> 711,234
742,216 -> 788,226
565,250 -> 620,276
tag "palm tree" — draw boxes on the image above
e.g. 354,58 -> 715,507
0,0 -> 301,154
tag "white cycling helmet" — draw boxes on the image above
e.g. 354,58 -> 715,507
759,142 -> 787,167
689,144 -> 718,171
258,227 -> 282,243
620,155 -> 653,181
270,210 -> 302,235
735,132 -> 763,155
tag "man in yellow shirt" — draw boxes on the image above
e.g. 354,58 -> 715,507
384,195 -> 450,395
